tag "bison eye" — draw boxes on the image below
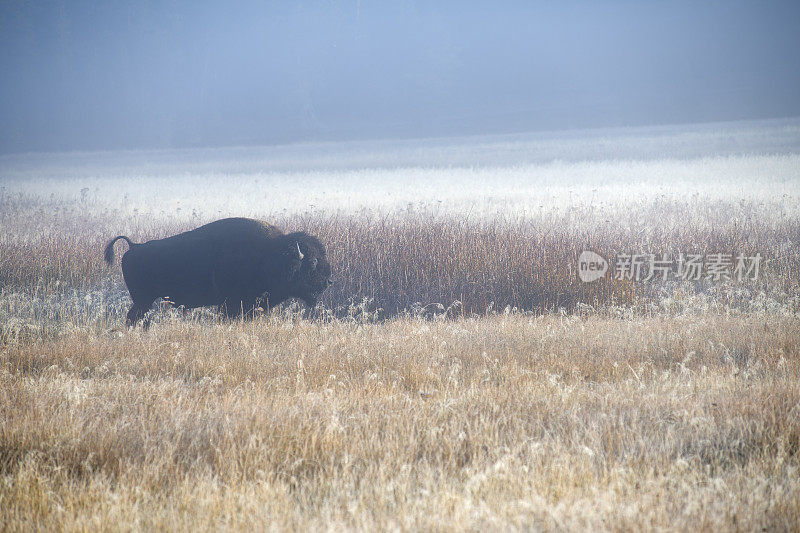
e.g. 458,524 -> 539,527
311,257 -> 318,270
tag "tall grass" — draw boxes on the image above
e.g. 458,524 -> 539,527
2,194 -> 798,319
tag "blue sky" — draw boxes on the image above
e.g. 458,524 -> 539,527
1,0 -> 799,153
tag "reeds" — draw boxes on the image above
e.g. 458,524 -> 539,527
2,195 -> 798,318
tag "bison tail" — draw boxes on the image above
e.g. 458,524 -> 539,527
104,235 -> 136,265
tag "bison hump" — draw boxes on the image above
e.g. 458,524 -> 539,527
190,218 -> 284,241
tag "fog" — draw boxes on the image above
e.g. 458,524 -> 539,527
2,0 -> 799,154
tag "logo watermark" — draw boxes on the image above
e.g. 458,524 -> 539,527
578,252 -> 762,283
578,250 -> 609,282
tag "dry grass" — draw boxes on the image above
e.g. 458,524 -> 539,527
2,194 -> 798,317
1,314 -> 798,530
2,133 -> 799,530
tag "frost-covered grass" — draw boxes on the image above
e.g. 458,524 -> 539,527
2,191 -> 799,319
2,117 -> 799,217
2,119 -> 798,317
1,119 -> 799,530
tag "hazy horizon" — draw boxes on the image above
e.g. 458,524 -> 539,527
2,0 -> 800,154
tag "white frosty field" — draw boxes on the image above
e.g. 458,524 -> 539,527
3,117 -> 799,219
1,118 -> 799,531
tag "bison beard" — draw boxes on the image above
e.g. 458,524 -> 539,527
104,218 -> 332,326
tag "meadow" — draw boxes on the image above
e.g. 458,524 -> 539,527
1,119 -> 799,530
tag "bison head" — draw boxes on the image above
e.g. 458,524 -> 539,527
283,233 -> 332,307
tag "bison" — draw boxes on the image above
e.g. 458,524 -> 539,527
104,217 -> 332,326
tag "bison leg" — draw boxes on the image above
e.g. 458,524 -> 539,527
125,297 -> 155,328
126,305 -> 147,327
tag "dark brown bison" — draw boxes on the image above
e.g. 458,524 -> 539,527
104,217 -> 332,326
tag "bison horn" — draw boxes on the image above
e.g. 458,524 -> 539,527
295,242 -> 304,260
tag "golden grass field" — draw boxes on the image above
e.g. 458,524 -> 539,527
2,314 -> 799,530
1,122 -> 800,530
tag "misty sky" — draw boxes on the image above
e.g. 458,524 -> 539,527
1,0 -> 799,154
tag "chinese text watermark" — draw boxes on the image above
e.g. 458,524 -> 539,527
579,252 -> 761,283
